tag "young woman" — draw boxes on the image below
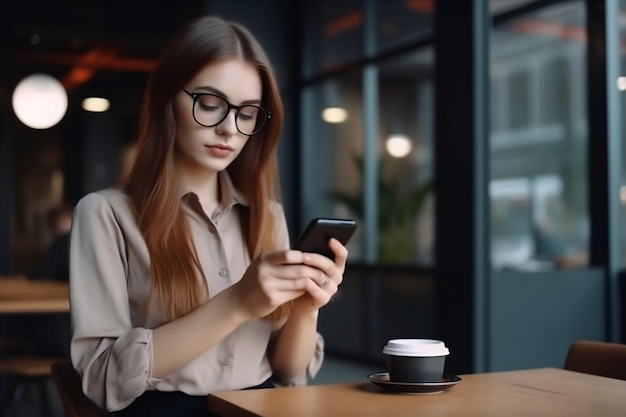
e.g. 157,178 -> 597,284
69,15 -> 348,416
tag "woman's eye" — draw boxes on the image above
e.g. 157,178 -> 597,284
239,107 -> 259,120
197,102 -> 220,112
196,95 -> 225,112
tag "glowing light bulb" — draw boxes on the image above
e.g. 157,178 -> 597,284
386,134 -> 412,158
12,73 -> 68,129
322,107 -> 348,123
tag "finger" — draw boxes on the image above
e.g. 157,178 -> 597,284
304,278 -> 336,304
296,253 -> 343,288
257,264 -> 326,294
258,254 -> 337,290
266,263 -> 323,280
301,266 -> 333,288
318,274 -> 331,288
329,238 -> 348,268
262,249 -> 305,265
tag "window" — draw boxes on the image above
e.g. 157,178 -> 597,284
300,1 -> 434,265
490,1 -> 589,270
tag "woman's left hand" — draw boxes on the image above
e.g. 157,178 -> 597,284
290,237 -> 348,313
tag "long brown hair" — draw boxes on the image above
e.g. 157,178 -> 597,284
125,16 -> 287,321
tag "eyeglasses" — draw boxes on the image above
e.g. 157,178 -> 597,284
181,89 -> 271,136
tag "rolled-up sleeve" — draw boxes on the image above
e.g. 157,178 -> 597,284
308,332 -> 325,380
69,192 -> 153,411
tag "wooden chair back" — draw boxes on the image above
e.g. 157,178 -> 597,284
0,355 -> 61,415
50,359 -> 107,417
564,340 -> 626,380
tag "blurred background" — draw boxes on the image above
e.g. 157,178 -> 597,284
1,0 -> 626,401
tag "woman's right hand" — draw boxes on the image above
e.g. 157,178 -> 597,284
231,249 -> 318,319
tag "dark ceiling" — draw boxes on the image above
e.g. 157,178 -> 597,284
2,0 -> 206,107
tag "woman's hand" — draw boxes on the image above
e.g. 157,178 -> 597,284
290,237 -> 348,314
265,238 -> 348,381
230,249 -> 317,320
231,237 -> 348,320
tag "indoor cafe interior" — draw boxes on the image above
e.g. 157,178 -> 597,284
1,0 -> 626,416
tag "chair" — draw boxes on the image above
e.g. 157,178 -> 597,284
563,339 -> 626,380
49,359 -> 107,417
0,355 -> 60,416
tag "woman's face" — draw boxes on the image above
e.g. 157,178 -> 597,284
173,59 -> 262,175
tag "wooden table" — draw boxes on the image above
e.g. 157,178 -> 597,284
208,368 -> 626,417
0,279 -> 70,415
0,279 -> 69,314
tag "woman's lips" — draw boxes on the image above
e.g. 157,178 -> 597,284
205,144 -> 233,158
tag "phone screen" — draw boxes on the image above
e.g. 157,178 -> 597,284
293,218 -> 357,260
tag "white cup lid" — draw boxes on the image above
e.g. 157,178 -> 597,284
382,339 -> 449,357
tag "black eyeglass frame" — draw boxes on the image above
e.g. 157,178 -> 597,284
181,88 -> 271,136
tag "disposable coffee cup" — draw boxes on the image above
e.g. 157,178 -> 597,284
383,339 -> 450,383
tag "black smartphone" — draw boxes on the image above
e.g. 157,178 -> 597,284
293,218 -> 357,260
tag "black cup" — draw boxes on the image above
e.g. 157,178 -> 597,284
386,354 -> 447,383
382,339 -> 449,383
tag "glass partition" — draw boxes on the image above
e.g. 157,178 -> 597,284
375,49 -> 434,265
301,0 -> 363,77
300,47 -> 435,265
374,0 -> 433,52
620,0 -> 626,267
300,0 -> 435,266
489,1 -> 589,271
300,74 -> 365,260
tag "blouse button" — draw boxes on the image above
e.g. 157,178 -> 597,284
218,269 -> 228,277
208,224 -> 216,233
220,356 -> 233,367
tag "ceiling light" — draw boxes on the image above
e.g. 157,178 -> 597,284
12,73 -> 68,129
321,80 -> 348,123
322,107 -> 348,123
385,134 -> 412,158
82,97 -> 110,112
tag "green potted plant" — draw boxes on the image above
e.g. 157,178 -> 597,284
328,154 -> 433,263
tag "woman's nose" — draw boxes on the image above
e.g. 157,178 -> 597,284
216,109 -> 238,136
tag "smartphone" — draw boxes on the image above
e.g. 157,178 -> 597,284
293,218 -> 357,260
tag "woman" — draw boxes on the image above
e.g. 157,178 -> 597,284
69,15 -> 347,416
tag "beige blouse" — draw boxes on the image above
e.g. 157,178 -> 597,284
69,172 -> 324,412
